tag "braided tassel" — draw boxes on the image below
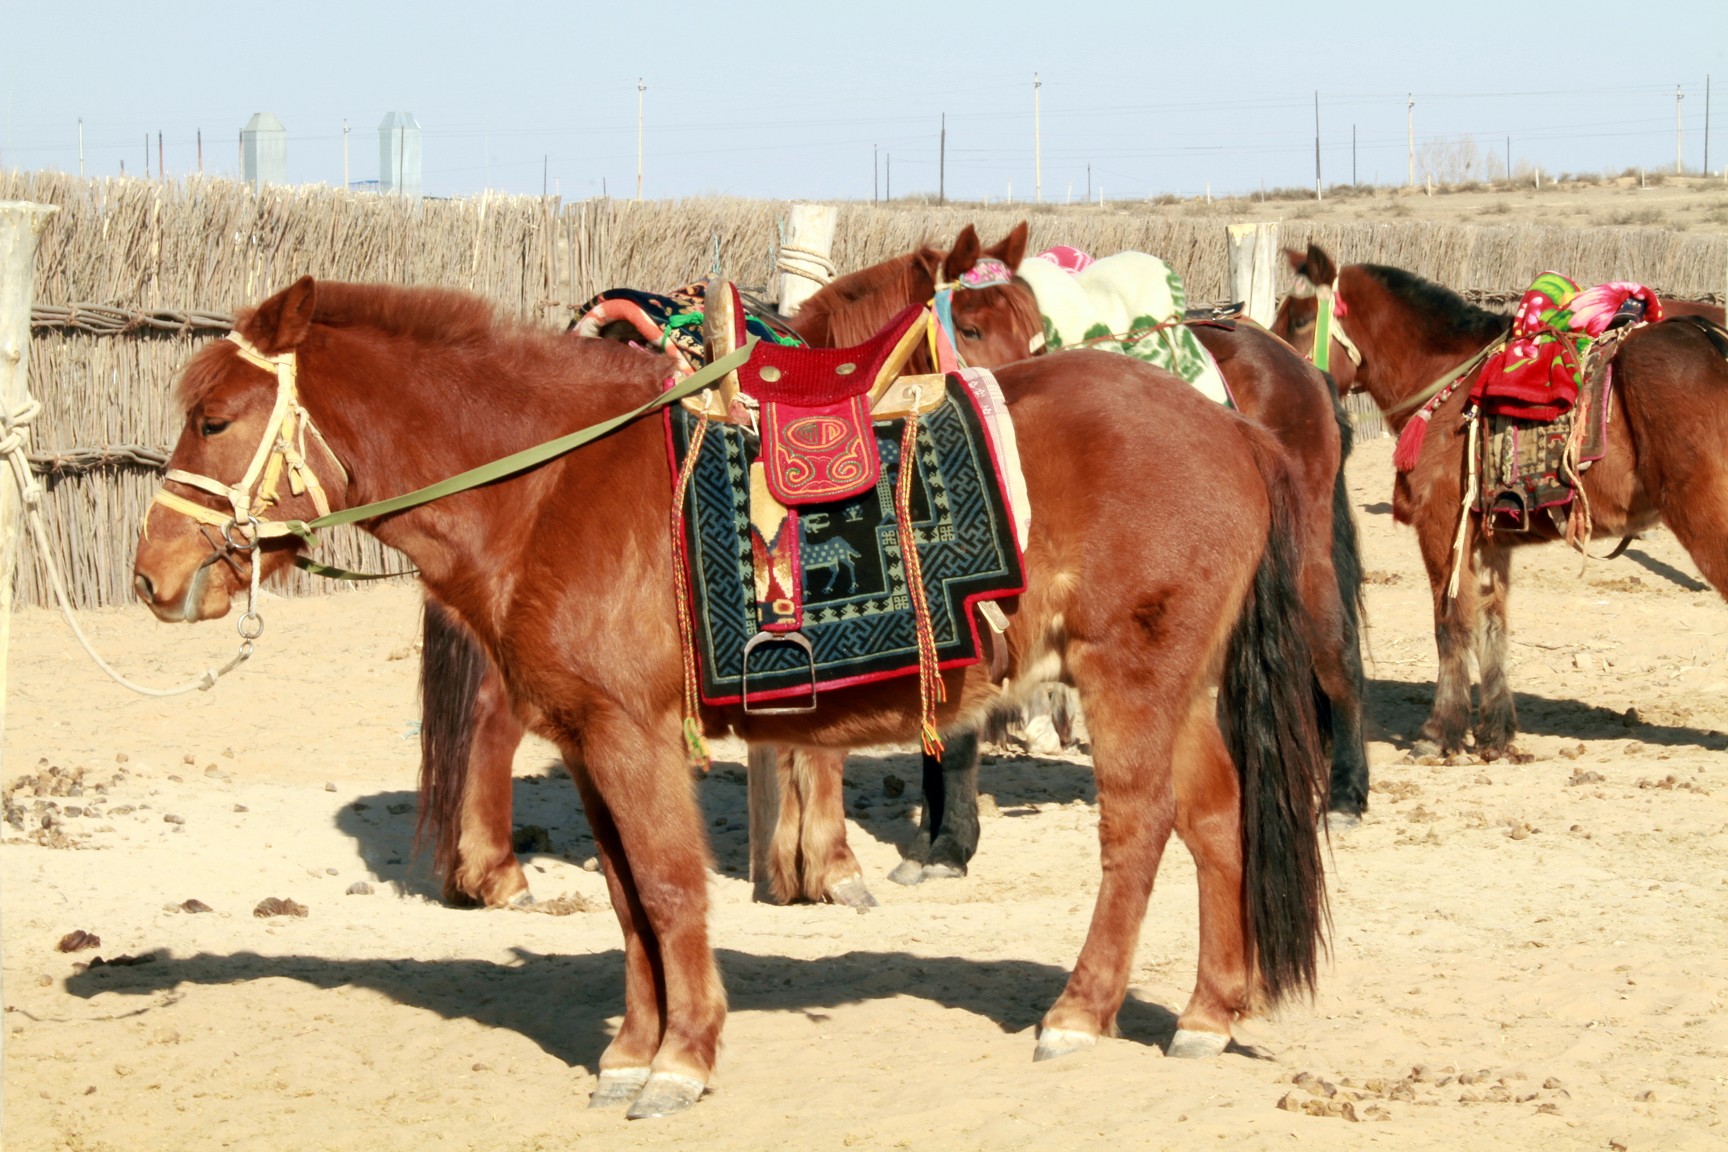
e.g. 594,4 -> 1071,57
669,409 -> 713,771
893,400 -> 945,759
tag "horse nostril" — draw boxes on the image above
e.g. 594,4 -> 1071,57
134,572 -> 156,604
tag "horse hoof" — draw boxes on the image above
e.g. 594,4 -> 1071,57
827,878 -> 879,908
1167,1028 -> 1230,1059
1410,739 -> 1443,759
625,1072 -> 707,1119
921,861 -> 967,881
1323,811 -> 1362,833
1033,1026 -> 1097,1062
887,858 -> 927,886
588,1067 -> 650,1108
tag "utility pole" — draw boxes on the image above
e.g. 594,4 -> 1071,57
1506,135 -> 1511,183
1407,94 -> 1415,187
1677,84 -> 1685,175
636,78 -> 646,201
1706,75 -> 1712,176
1313,91 -> 1321,200
873,144 -> 879,202
1352,123 -> 1357,186
939,113 -> 946,206
143,133 -> 149,179
158,132 -> 164,181
1034,72 -> 1042,204
1086,162 -> 1091,203
197,128 -> 203,174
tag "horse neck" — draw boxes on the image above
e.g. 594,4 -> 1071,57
792,255 -> 926,348
298,323 -> 664,591
1343,267 -> 1508,429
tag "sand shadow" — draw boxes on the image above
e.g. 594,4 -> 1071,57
1620,546 -> 1711,594
1365,675 -> 1728,751
61,945 -> 1182,1069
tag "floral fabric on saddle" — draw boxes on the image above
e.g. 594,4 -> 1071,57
1469,272 -> 1662,422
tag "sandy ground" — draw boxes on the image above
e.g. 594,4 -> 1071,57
3,436 -> 1726,1151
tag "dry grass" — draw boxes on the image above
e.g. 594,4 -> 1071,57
4,169 -> 1725,608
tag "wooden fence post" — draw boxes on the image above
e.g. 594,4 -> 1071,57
0,196 -> 59,1144
775,203 -> 837,316
1226,222 -> 1281,328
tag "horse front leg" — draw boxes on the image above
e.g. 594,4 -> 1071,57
1473,542 -> 1519,758
1413,511 -> 1480,757
565,718 -> 725,1119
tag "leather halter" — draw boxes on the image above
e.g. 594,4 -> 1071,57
152,332 -> 347,546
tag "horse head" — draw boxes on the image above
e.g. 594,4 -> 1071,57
940,221 -> 1044,367
134,276 -> 347,623
1271,243 -> 1360,393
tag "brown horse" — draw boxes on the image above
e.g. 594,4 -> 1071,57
415,227 -> 1024,911
134,276 -> 1328,1116
425,223 -> 1368,911
1272,243 -> 1728,757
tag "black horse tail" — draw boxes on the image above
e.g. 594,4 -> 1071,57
1222,427 -> 1331,1005
415,595 -> 487,884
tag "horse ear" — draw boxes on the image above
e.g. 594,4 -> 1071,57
248,276 -> 317,355
942,225 -> 982,282
1284,247 -> 1311,280
989,220 -> 1030,271
1303,244 -> 1338,286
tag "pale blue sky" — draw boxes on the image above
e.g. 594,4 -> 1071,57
3,0 -> 1725,201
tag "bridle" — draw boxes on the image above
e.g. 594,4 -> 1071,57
152,331 -> 348,549
1305,276 -> 1363,375
149,331 -> 349,638
931,257 -> 1039,371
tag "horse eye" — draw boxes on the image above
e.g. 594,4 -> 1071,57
958,325 -> 982,341
200,418 -> 230,437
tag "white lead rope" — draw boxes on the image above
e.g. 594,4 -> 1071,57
1,393 -> 258,697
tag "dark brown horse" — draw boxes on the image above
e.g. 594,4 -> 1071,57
424,223 -> 1368,911
134,276 -> 1328,1116
1272,243 -> 1728,757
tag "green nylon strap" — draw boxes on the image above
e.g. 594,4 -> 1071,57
1313,294 -> 1335,374
281,337 -> 757,544
293,556 -> 416,581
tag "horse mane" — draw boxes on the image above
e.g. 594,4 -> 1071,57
179,282 -> 526,409
795,250 -> 929,347
1357,264 -> 1510,346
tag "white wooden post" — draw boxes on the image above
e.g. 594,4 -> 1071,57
1226,222 -> 1281,328
775,202 -> 837,316
0,197 -> 58,1145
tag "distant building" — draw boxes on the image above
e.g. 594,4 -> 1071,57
379,112 -> 422,198
241,113 -> 287,187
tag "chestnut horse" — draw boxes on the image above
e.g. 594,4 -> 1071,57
1272,243 -> 1728,757
423,223 -> 1368,911
415,227 -> 1035,910
135,276 -> 1328,1116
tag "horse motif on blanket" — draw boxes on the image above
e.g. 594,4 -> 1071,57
667,304 -> 1026,709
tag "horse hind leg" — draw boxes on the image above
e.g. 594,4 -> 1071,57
921,731 -> 982,880
1473,544 -> 1518,759
1413,513 -> 1481,757
1169,692 -> 1250,1057
419,599 -> 529,908
791,748 -> 876,907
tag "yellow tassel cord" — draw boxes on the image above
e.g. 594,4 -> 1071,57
670,410 -> 713,770
893,402 -> 946,758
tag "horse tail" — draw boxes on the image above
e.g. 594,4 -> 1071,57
416,595 -> 487,882
1221,427 -> 1331,1005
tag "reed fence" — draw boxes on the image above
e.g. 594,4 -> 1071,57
5,170 -> 1725,608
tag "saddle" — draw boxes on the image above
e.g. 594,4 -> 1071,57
1471,275 -> 1660,536
663,283 -> 1027,718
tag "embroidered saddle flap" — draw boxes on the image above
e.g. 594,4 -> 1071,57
744,304 -> 927,504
